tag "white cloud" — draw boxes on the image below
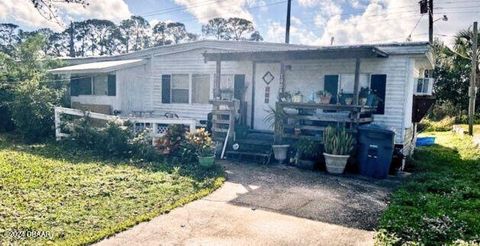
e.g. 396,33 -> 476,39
174,0 -> 254,24
0,0 -> 131,31
293,0 -> 478,46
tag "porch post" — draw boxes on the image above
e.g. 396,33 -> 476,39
250,61 -> 257,129
214,59 -> 221,99
280,62 -> 286,94
353,58 -> 361,105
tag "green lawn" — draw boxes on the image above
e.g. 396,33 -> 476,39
458,124 -> 480,136
0,135 -> 224,245
376,132 -> 480,245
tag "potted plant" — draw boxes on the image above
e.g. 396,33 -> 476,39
323,126 -> 355,174
279,91 -> 292,102
292,91 -> 303,103
294,137 -> 322,170
359,87 -> 370,106
316,90 -> 332,104
220,88 -> 234,101
265,106 -> 289,164
186,128 -> 216,168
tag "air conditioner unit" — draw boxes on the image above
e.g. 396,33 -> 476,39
414,78 -> 434,95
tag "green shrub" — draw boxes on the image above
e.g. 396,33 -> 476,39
64,117 -> 161,161
11,78 -> 65,142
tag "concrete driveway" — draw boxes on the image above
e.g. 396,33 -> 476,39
96,161 -> 401,246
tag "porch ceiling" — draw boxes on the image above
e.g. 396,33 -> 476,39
203,46 -> 389,62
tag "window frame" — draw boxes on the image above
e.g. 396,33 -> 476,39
70,73 -> 116,97
161,73 -> 213,105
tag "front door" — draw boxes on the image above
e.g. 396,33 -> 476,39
252,63 -> 281,131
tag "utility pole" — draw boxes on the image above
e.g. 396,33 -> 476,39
285,0 -> 292,43
429,0 -> 434,44
468,21 -> 478,136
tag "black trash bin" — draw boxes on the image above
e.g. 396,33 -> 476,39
357,125 -> 395,179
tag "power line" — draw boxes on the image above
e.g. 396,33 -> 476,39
407,14 -> 426,41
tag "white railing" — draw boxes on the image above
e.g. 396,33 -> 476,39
54,106 -> 197,144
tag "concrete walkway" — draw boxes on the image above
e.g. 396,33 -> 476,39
97,161 -> 401,246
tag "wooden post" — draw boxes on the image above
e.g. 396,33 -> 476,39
54,107 -> 61,141
428,0 -> 434,44
468,21 -> 478,136
280,62 -> 286,94
214,59 -> 221,99
251,61 -> 257,129
353,58 -> 361,106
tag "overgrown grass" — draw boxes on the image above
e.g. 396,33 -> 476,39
376,132 -> 480,245
0,134 -> 224,245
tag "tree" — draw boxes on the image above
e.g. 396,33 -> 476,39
249,31 -> 263,41
202,18 -> 230,40
202,17 -> 262,41
166,22 -> 189,44
119,16 -> 151,53
433,28 -> 480,117
153,21 -> 195,46
152,22 -> 170,46
0,34 -> 66,138
84,19 -> 122,56
227,17 -> 254,40
0,23 -> 20,55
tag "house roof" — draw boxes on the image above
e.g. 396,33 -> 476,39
49,59 -> 146,74
59,40 -> 431,65
202,42 -> 433,61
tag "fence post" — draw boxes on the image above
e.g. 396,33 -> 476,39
54,107 -> 61,141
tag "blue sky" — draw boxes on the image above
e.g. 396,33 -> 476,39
1,0 -> 479,45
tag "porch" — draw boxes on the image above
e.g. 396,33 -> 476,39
203,46 -> 387,145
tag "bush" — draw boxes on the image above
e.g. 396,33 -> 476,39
11,78 -> 65,142
64,117 -> 160,161
419,116 -> 455,132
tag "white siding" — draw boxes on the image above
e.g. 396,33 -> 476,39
283,56 -> 411,144
150,48 -> 252,122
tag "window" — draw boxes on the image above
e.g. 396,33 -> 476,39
93,74 -> 108,95
192,74 -> 210,104
70,74 -> 116,96
71,76 -> 92,96
172,74 -> 189,103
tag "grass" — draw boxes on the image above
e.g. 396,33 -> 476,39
0,134 -> 224,245
376,132 -> 480,245
458,124 -> 480,136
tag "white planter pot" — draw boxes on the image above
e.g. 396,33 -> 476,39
292,95 -> 303,103
323,153 -> 350,174
272,145 -> 289,164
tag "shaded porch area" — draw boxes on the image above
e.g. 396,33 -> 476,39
203,46 -> 387,161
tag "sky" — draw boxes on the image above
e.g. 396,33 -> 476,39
1,0 -> 479,46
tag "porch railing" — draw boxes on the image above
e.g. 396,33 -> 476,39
276,102 -> 376,141
54,107 -> 196,145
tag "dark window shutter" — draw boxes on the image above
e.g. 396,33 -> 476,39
324,75 -> 339,104
162,75 -> 171,103
371,74 -> 387,115
70,77 -> 79,96
108,74 -> 116,96
234,74 -> 246,100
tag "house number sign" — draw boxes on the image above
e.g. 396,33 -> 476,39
262,71 -> 275,103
